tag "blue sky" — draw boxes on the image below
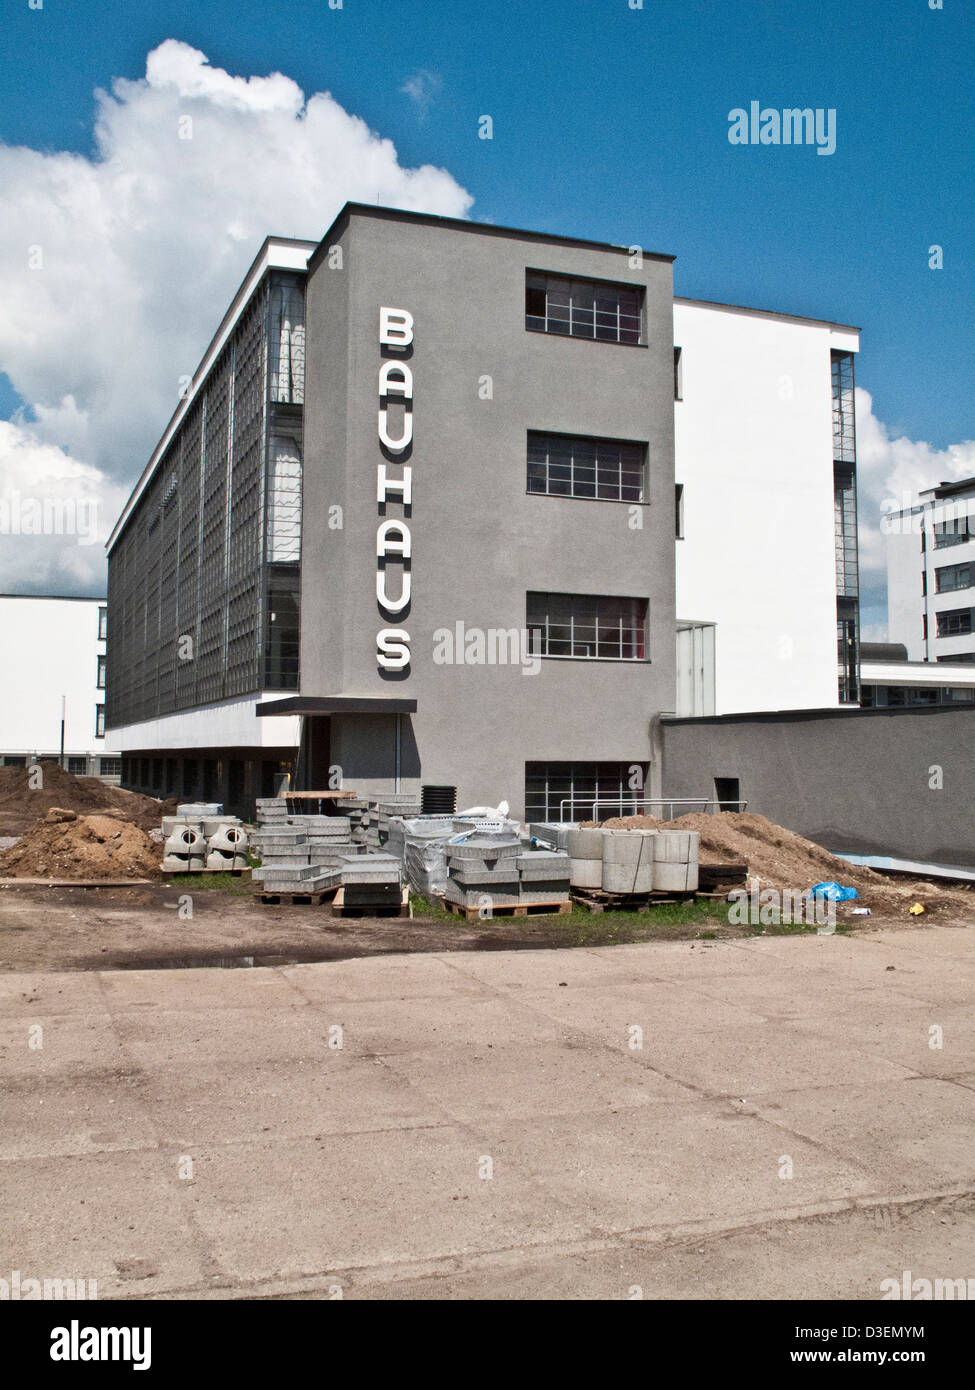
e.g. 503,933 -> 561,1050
0,0 -> 972,627
2,0 -> 971,445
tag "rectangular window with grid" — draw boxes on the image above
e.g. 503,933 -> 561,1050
933,516 -> 973,548
525,761 -> 649,823
936,607 -> 975,638
527,432 -> 646,503
525,271 -> 644,344
935,561 -> 973,594
527,592 -> 647,660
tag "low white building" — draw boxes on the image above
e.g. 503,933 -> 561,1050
0,594 -> 120,777
887,477 -> 975,665
674,297 -> 861,715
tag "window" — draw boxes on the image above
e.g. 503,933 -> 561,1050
527,592 -> 647,660
921,570 -> 927,597
527,432 -> 645,503
675,483 -> 684,539
935,562 -> 973,594
95,706 -> 105,738
268,275 -> 306,404
98,606 -> 107,640
936,608 -> 975,638
99,757 -> 122,776
525,271 -> 644,344
67,756 -> 88,775
831,351 -> 856,464
937,652 -> 975,664
861,684 -> 974,708
96,655 -> 106,688
933,516 -> 972,548
525,761 -> 649,823
674,346 -> 683,400
264,569 -> 300,688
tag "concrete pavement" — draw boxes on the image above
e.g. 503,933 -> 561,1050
1,926 -> 974,1299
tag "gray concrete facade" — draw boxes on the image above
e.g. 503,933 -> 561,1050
660,705 -> 975,867
299,206 -> 677,817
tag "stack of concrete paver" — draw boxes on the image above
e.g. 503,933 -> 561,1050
251,807 -> 361,896
444,838 -> 571,910
250,801 -> 407,903
344,795 -> 423,849
337,851 -> 402,911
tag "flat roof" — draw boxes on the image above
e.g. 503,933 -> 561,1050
929,476 -> 975,499
675,294 -> 860,334
0,592 -> 105,602
306,200 -> 677,275
662,703 -> 974,726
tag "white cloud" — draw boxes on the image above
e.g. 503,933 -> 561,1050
0,420 -> 128,594
400,69 -> 443,121
0,40 -> 473,593
854,386 -> 975,635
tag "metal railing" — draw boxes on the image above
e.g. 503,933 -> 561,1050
557,796 -> 748,822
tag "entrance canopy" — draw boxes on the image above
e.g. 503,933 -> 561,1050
255,696 -> 417,716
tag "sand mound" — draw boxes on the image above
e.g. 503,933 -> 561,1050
0,764 -> 174,835
0,810 -> 160,880
594,811 -> 972,915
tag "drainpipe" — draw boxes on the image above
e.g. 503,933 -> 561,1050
648,713 -> 668,804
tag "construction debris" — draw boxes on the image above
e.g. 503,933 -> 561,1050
0,810 -> 160,880
0,763 -> 173,837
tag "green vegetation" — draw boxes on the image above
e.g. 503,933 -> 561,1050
163,871 -> 253,896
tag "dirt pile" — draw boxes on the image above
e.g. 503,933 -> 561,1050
0,765 -> 174,836
0,808 -> 160,880
595,811 -> 973,917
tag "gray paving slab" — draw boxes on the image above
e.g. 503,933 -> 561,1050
0,926 -> 973,1299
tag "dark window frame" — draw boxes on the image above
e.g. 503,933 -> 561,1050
526,430 -> 647,504
935,561 -> 973,594
525,269 -> 646,346
527,591 -> 649,662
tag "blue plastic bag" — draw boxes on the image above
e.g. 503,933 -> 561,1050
808,881 -> 859,902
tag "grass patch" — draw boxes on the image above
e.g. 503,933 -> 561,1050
164,872 -> 253,896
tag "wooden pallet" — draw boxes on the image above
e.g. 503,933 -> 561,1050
444,897 -> 572,921
571,889 -> 692,914
253,883 -> 339,906
698,863 -> 748,887
166,866 -> 251,876
330,885 -> 409,918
